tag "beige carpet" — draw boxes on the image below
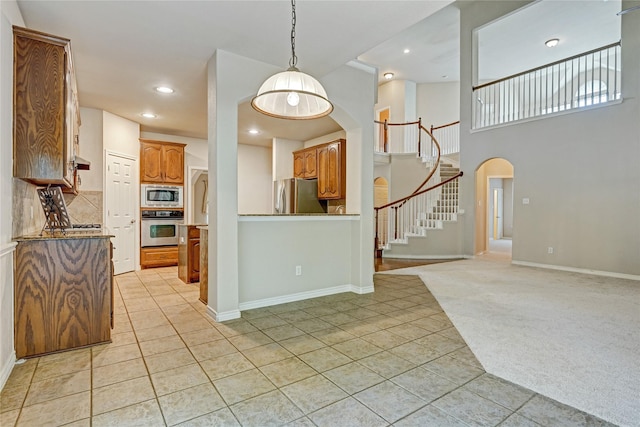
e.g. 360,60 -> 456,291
381,257 -> 640,427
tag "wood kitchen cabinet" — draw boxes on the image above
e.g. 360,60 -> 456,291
14,235 -> 113,358
178,225 -> 201,283
293,147 -> 317,178
199,227 -> 208,304
13,26 -> 81,191
317,139 -> 346,200
140,139 -> 186,184
141,245 -> 179,269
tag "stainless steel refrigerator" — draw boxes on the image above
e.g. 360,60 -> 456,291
273,178 -> 327,214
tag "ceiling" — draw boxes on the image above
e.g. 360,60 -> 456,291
16,0 -> 453,145
15,0 -> 622,146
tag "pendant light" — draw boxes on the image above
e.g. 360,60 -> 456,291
251,0 -> 333,120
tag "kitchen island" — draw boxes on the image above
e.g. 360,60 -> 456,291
13,231 -> 114,358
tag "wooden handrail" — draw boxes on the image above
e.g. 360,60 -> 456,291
473,41 -> 621,91
375,171 -> 463,212
431,120 -> 460,132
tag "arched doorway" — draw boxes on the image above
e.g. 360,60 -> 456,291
475,158 -> 514,258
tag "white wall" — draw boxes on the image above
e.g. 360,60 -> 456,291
103,111 -> 140,158
459,2 -> 640,275
417,82 -> 460,128
272,138 -> 303,181
0,0 -> 24,391
238,218 -> 363,306
303,130 -> 347,148
78,107 -> 104,191
238,144 -> 272,214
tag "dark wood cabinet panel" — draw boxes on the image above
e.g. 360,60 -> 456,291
140,139 -> 185,184
292,147 -> 318,179
13,26 -> 79,190
163,145 -> 185,184
317,139 -> 345,200
293,152 -> 305,178
141,245 -> 179,269
178,225 -> 200,283
14,237 -> 112,358
199,228 -> 208,304
140,142 -> 163,183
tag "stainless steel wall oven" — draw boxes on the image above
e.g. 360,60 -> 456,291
141,210 -> 184,247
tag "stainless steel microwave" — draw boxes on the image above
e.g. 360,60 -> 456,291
141,184 -> 183,208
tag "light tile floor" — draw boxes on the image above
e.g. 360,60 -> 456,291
1,267 -> 616,426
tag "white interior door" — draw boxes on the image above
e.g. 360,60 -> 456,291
106,152 -> 137,274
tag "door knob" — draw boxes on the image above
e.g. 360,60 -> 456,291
130,219 -> 136,223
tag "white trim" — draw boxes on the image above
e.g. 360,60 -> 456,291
187,166 -> 208,224
512,260 -> 640,281
238,215 -> 360,222
238,283 -> 374,312
0,242 -> 17,258
206,306 -> 241,323
0,351 -> 16,391
382,253 -> 470,260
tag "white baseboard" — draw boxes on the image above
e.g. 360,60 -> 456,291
381,254 -> 470,260
239,283 -> 373,311
512,260 -> 640,281
206,306 -> 241,323
0,351 -> 16,391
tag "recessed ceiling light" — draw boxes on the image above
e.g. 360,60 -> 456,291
383,72 -> 394,80
403,48 -> 410,54
545,38 -> 559,48
155,86 -> 174,94
248,129 -> 259,135
141,112 -> 157,119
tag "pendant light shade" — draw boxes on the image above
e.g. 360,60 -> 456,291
251,0 -> 333,120
252,68 -> 333,119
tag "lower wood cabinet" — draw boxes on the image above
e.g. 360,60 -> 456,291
14,235 -> 113,358
199,227 -> 208,304
178,225 -> 201,283
141,245 -> 179,269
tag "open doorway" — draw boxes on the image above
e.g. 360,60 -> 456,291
475,158 -> 514,258
188,167 -> 208,225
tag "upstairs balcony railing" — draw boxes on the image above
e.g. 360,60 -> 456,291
375,118 -> 460,156
473,41 -> 622,129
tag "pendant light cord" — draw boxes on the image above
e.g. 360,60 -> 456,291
289,0 -> 298,69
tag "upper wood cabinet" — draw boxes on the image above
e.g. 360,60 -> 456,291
13,26 -> 80,190
293,147 -> 317,178
317,139 -> 346,200
140,139 -> 185,184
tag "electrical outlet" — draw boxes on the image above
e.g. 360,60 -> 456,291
295,265 -> 302,276
548,247 -> 554,254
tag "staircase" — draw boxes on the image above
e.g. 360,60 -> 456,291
414,162 -> 460,231
374,119 -> 463,258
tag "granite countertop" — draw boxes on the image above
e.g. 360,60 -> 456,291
15,230 -> 115,241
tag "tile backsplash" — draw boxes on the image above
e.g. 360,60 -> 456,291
12,179 -> 103,237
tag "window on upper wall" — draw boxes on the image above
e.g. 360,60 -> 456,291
472,0 -> 622,129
